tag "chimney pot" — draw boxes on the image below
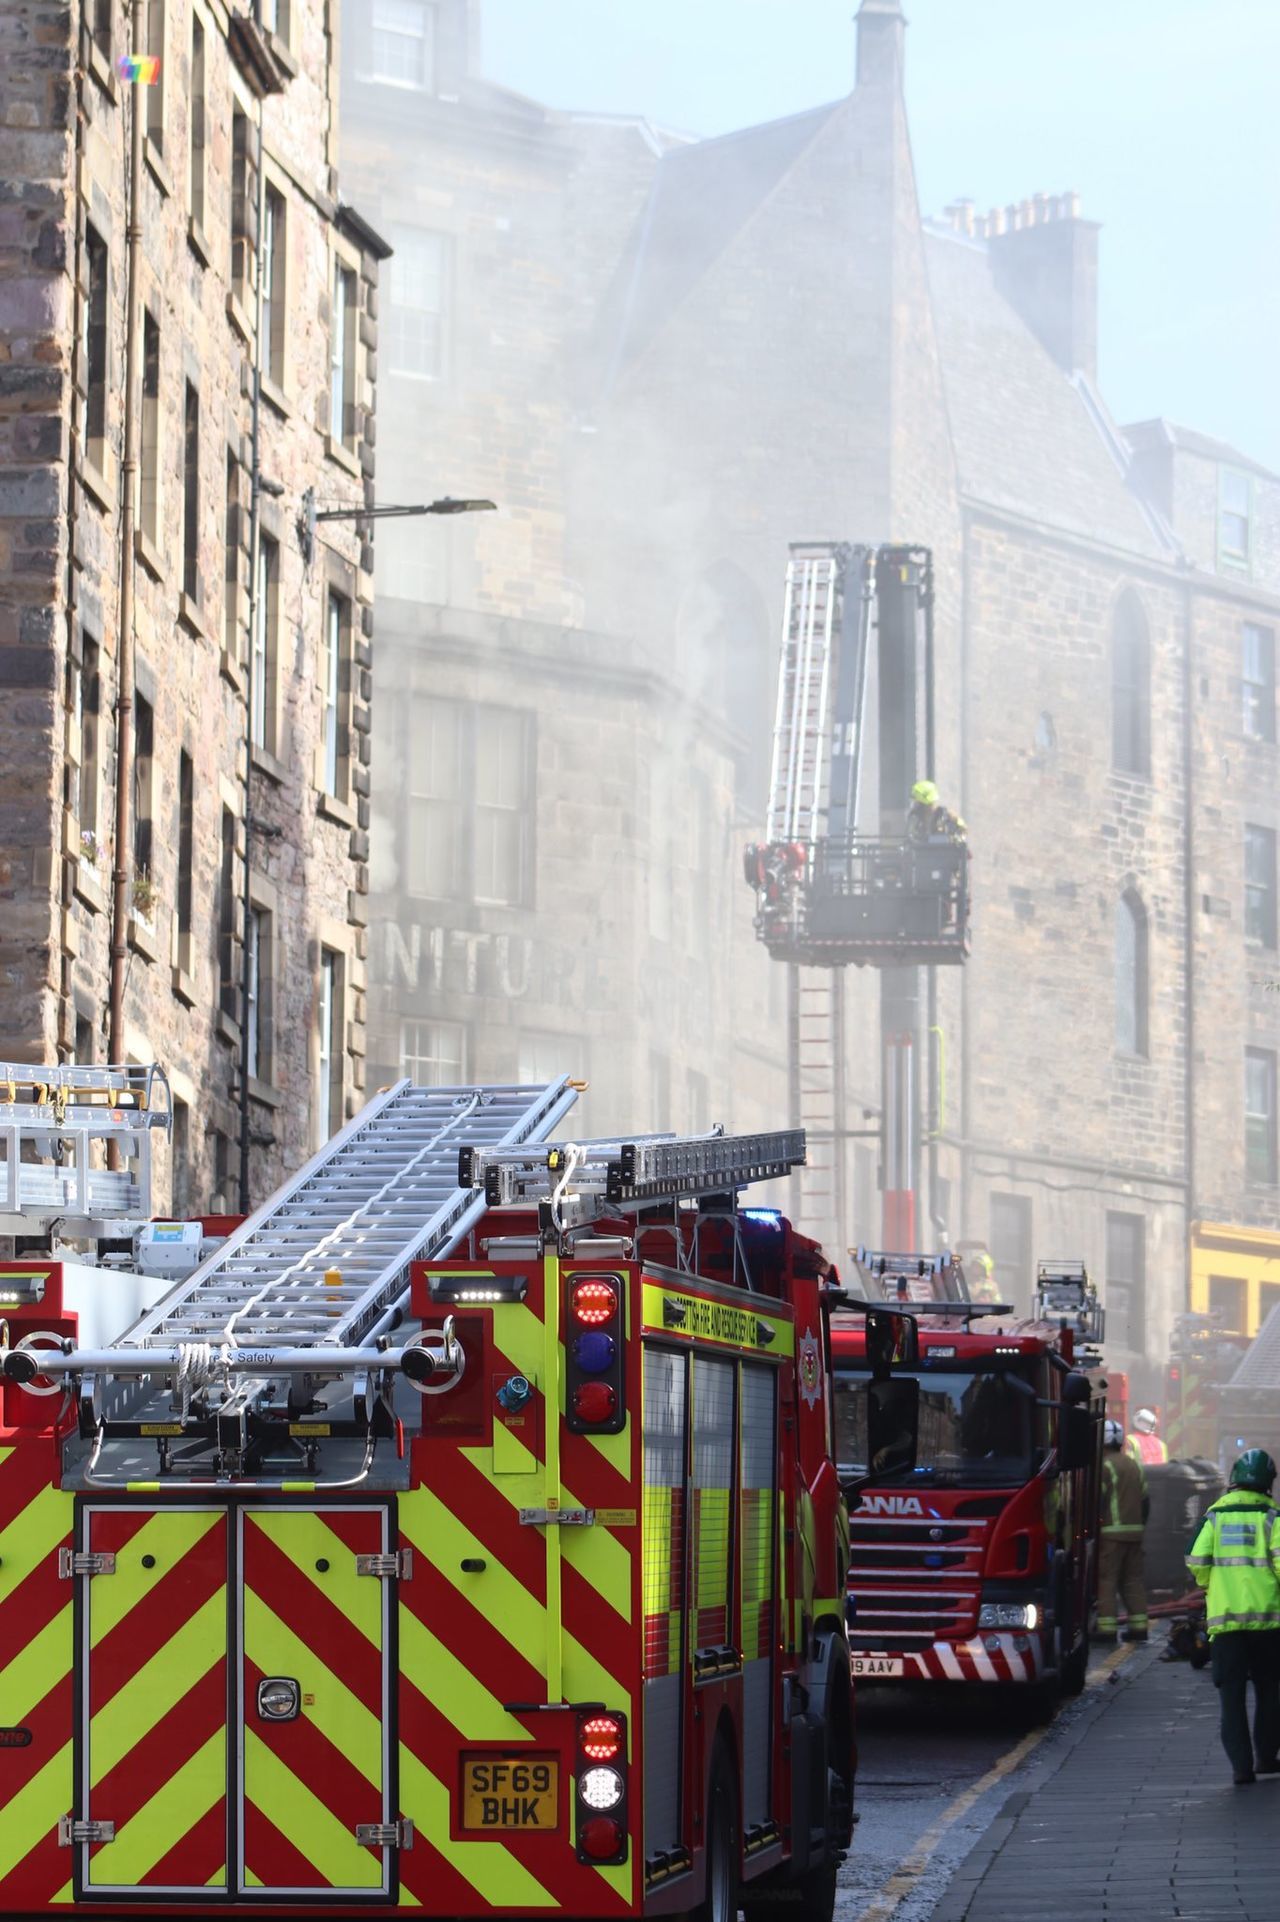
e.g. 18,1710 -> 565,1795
989,206 -> 1006,236
1006,203 -> 1021,232
1033,192 -> 1050,224
1067,189 -> 1081,219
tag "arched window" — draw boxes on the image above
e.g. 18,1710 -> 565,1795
1115,890 -> 1149,1056
1112,590 -> 1151,776
676,562 -> 772,813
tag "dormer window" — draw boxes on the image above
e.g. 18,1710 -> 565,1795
370,0 -> 434,90
1219,467 -> 1252,570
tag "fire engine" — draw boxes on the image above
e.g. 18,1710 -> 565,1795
0,1061 -> 916,1922
830,1253 -> 1105,1694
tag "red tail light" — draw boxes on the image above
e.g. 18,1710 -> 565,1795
572,1279 -> 616,1327
580,1713 -> 623,1762
572,1381 -> 617,1425
579,1815 -> 624,1860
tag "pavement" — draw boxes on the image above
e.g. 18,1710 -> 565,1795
930,1638 -> 1278,1922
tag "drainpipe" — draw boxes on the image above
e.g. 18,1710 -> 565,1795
107,14 -> 145,1081
238,97 -> 269,1215
1181,571 -> 1195,1302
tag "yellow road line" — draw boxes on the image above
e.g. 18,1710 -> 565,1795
851,1651 -> 1136,1922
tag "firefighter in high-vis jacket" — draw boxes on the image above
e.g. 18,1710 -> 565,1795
1097,1417 -> 1149,1642
1187,1449 -> 1280,1785
1126,1405 -> 1169,1466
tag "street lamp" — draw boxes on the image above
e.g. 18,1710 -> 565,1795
297,488 -> 496,564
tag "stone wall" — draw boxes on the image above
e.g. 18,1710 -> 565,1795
0,0 -> 382,1212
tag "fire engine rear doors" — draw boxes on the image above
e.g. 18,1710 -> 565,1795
72,1501 -> 396,1903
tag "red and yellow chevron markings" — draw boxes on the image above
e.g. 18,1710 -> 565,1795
82,1505 -> 228,1892
0,1442 -> 75,1915
240,1506 -> 389,1895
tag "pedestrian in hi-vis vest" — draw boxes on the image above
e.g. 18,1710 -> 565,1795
1097,1418 -> 1149,1643
1187,1449 -> 1280,1786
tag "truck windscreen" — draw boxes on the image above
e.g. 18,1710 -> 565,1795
835,1366 -> 1036,1486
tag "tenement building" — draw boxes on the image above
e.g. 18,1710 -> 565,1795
0,0 -> 386,1208
343,0 -> 1280,1397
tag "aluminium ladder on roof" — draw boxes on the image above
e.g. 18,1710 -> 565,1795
119,1077 -> 579,1363
765,548 -> 840,846
461,1127 -> 806,1211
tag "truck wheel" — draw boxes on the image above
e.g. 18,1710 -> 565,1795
685,1740 -> 738,1922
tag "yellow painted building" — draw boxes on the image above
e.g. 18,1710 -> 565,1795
1189,1222 -> 1280,1340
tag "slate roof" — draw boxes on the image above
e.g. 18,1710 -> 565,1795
1227,1301 -> 1280,1390
597,100 -> 840,391
1125,417 -> 1277,483
924,227 -> 1175,559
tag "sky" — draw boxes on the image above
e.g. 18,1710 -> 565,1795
481,0 -> 1280,472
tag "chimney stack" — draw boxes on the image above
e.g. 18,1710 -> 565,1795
855,0 -> 906,91
985,187 -> 1100,384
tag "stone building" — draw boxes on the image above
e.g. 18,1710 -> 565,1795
342,0 -> 1279,1395
0,0 -> 386,1209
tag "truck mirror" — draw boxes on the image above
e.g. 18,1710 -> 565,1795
866,1376 -> 919,1478
1060,1403 -> 1094,1471
1062,1370 -> 1092,1407
865,1308 -> 919,1377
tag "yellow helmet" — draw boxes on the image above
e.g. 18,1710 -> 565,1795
911,779 -> 939,807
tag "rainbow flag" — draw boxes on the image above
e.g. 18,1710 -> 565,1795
116,53 -> 161,84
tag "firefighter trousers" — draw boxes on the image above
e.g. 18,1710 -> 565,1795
1210,1629 -> 1280,1778
1097,1533 -> 1147,1638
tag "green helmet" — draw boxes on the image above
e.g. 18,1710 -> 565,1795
1230,1449 -> 1277,1492
912,779 -> 939,807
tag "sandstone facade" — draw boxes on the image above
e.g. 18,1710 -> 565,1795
0,0 -> 385,1211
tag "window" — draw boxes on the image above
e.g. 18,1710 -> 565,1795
330,258 -> 356,443
406,702 -> 534,906
75,1012 -> 94,1064
224,450 -> 242,660
1219,468 -> 1252,569
261,186 -> 286,386
1243,624 -> 1276,743
92,0 -> 111,57
82,223 -> 108,456
176,749 -> 194,972
1245,825 -> 1277,947
1208,1275 -> 1248,1338
323,591 -> 349,797
67,636 -> 101,836
387,228 -> 449,378
218,807 -> 237,1018
182,381 -> 200,602
315,948 -> 344,1147
258,0 -> 290,39
1105,1211 -> 1146,1353
370,0 -> 434,88
140,311 -> 160,548
145,0 -> 166,151
1115,890 -> 1149,1055
133,693 -> 154,883
475,708 -> 533,905
400,1019 -> 466,1086
1246,1048 -> 1277,1185
989,1192 -> 1032,1313
245,903 -> 273,1083
516,1031 -> 585,1088
1111,591 -> 1150,776
231,107 -> 255,301
171,1097 -> 191,1216
189,12 -> 206,231
250,534 -> 278,751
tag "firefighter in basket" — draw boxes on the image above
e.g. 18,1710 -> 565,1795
969,1251 -> 1001,1306
908,778 -> 966,844
1097,1417 -> 1149,1644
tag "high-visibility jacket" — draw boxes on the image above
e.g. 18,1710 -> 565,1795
1187,1490 -> 1280,1637
1126,1431 -> 1168,1466
1101,1447 -> 1147,1538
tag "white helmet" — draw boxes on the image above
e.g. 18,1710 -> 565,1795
1133,1408 -> 1157,1434
1104,1419 -> 1124,1449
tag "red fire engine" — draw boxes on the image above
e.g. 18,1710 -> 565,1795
0,1066 -> 918,1922
830,1253 -> 1105,1694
